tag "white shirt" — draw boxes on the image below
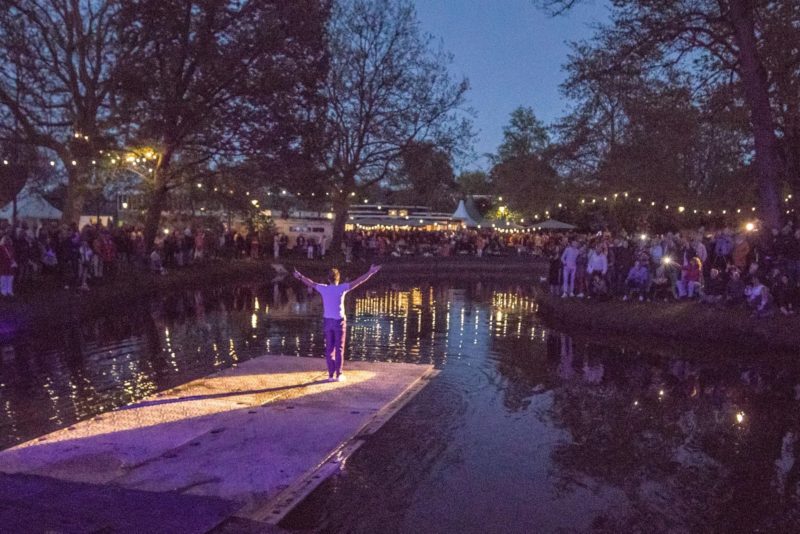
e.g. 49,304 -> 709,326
314,282 -> 351,319
587,251 -> 608,274
561,246 -> 579,267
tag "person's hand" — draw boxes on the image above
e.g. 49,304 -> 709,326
370,264 -> 382,273
293,269 -> 301,279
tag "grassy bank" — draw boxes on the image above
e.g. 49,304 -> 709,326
534,287 -> 800,355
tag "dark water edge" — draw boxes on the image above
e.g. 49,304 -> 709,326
1,279 -> 799,532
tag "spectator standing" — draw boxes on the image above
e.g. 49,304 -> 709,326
560,239 -> 579,298
0,235 -> 16,298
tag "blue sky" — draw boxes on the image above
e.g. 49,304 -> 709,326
413,0 -> 609,169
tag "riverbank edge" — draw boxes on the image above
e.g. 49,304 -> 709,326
0,257 -> 545,334
533,285 -> 800,355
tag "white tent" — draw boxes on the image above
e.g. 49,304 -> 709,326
533,219 -> 576,230
452,199 -> 481,227
0,191 -> 62,222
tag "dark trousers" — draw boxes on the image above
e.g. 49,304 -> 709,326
323,318 -> 346,377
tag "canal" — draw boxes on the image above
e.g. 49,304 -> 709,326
1,279 -> 799,532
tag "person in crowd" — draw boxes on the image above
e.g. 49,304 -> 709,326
677,257 -> 703,299
586,243 -> 608,280
0,235 -> 16,298
77,239 -> 93,291
574,244 -> 589,298
624,259 -> 650,301
713,230 -> 733,269
700,268 -> 725,304
745,275 -> 766,309
548,248 -> 562,295
150,247 -> 164,274
752,286 -> 775,318
613,239 -> 634,295
250,233 -> 260,260
725,268 -> 746,306
560,239 -> 579,298
589,271 -> 611,301
772,273 -> 796,315
732,234 -> 750,272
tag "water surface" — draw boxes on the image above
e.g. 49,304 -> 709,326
1,280 -> 799,532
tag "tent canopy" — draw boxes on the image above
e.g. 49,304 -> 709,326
452,199 -> 483,227
532,219 -> 576,230
0,191 -> 62,221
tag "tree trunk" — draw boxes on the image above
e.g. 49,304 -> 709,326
329,171 -> 356,255
62,167 -> 85,224
728,0 -> 783,229
143,153 -> 173,252
330,196 -> 349,258
143,183 -> 168,253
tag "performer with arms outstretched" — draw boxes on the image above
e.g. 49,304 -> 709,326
293,264 -> 382,381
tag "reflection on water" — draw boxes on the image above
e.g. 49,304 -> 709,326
2,280 -> 800,531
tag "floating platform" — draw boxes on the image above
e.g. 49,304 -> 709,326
0,355 -> 437,533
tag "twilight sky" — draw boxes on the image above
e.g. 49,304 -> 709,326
413,0 -> 609,169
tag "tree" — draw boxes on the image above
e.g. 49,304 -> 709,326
456,170 -> 491,196
115,0 -> 329,250
495,106 -> 549,162
323,0 -> 471,250
390,141 -> 457,211
490,107 -> 558,215
539,0 -> 790,228
0,0 -> 131,222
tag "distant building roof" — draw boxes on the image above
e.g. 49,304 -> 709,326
346,204 -> 460,229
532,219 -> 576,230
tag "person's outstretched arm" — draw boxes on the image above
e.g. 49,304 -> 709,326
293,268 -> 318,288
348,264 -> 382,289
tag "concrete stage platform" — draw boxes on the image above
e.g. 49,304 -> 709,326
0,355 -> 437,533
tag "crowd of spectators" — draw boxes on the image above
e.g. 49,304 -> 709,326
0,220 -> 272,297
545,224 -> 800,318
3,218 -> 800,322
338,228 -> 539,260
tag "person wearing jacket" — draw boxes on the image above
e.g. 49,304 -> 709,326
623,260 -> 650,301
725,268 -> 746,306
677,257 -> 703,299
700,268 -> 725,304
